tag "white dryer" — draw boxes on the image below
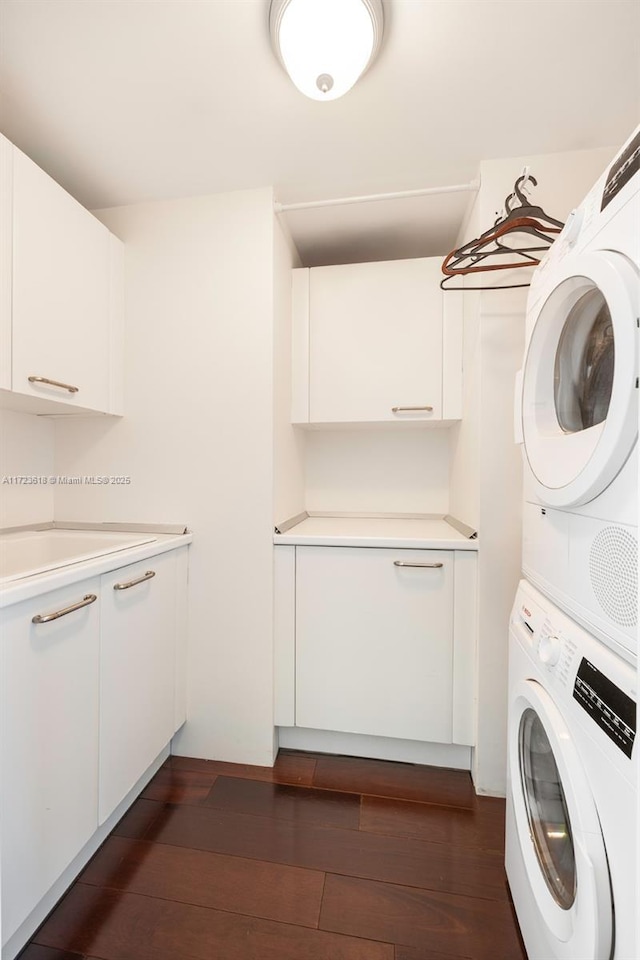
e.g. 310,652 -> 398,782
506,580 -> 637,960
518,124 -> 640,662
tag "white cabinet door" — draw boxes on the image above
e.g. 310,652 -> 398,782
309,258 -> 444,423
10,146 -> 112,412
99,551 -> 178,823
0,134 -> 12,391
295,546 -> 454,742
173,545 -> 190,734
1,579 -> 100,943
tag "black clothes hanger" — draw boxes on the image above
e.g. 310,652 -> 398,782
440,173 -> 564,290
503,175 -> 565,229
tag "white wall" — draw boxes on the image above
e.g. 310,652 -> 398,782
473,287 -> 528,793
304,428 -> 450,515
54,187 -> 278,765
0,409 -> 55,526
448,184 -> 482,530
450,145 -> 616,795
273,217 -> 305,526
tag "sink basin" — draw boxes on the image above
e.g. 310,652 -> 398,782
0,529 -> 158,583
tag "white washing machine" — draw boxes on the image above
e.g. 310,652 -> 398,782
517,124 -> 639,663
506,580 -> 637,960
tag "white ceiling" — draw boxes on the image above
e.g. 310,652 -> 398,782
1,0 -> 639,265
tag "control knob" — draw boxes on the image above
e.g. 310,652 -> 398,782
538,634 -> 561,666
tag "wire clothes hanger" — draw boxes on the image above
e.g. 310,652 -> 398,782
441,174 -> 564,290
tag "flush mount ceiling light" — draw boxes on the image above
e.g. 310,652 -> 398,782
269,0 -> 384,101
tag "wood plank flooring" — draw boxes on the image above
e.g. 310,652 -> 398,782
21,750 -> 527,960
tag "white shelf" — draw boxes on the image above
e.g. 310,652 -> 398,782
274,515 -> 478,550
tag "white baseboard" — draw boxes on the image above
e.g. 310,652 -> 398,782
277,727 -> 472,770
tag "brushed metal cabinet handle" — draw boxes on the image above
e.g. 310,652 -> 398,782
28,375 -> 79,394
114,570 -> 156,591
32,593 -> 97,623
393,561 -> 443,568
391,405 -> 433,413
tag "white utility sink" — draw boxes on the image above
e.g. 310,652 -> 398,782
0,529 -> 157,583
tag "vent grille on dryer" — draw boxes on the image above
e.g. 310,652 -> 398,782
589,527 -> 638,628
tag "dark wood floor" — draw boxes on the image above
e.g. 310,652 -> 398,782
21,750 -> 527,960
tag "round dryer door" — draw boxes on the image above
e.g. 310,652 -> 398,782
509,679 -> 612,959
522,250 -> 638,507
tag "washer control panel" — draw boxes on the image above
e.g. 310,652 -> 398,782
601,126 -> 640,211
573,658 -> 636,759
514,581 -> 638,763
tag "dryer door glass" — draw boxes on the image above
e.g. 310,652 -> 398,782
521,250 -> 638,507
554,288 -> 614,433
519,707 -> 576,909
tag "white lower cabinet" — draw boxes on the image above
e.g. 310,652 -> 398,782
98,551 -> 178,823
1,578 -> 100,943
0,542 -> 190,952
295,546 -> 455,742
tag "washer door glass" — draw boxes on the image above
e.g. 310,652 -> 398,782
519,707 -> 576,909
509,677 -> 613,956
554,288 -> 614,434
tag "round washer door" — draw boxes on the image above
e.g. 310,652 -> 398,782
522,250 -> 638,507
509,679 -> 612,959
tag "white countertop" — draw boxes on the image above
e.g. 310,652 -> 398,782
274,515 -> 478,550
0,529 -> 193,607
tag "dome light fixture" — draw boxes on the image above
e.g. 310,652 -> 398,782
269,0 -> 384,102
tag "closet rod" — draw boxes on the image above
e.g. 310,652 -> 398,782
274,179 -> 480,213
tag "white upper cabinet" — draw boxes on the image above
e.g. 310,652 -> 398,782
0,134 -> 123,415
0,136 -> 12,392
291,257 -> 462,425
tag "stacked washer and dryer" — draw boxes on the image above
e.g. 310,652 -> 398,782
507,126 -> 639,960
